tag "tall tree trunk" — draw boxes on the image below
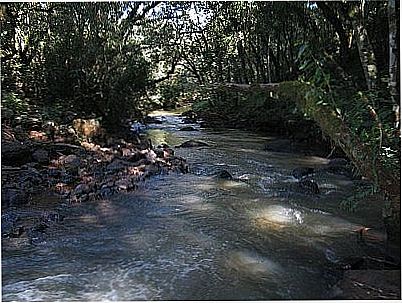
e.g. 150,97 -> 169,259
354,19 -> 376,90
388,0 -> 400,130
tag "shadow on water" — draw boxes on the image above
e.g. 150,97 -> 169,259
2,111 -> 396,301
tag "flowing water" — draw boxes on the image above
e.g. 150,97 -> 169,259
2,111 -> 392,300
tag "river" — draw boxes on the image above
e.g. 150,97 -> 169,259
2,111 -> 391,300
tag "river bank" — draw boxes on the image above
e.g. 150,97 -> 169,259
1,118 -> 188,245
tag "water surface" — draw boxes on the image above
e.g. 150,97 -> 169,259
2,111 -> 388,300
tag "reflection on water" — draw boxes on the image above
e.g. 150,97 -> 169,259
2,111 -> 390,301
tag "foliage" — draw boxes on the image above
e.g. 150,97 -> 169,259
0,2 -> 157,130
1,92 -> 28,113
340,184 -> 377,212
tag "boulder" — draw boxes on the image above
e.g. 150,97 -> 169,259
106,159 -> 129,172
143,164 -> 161,177
115,178 -> 133,191
61,154 -> 81,175
127,151 -> 146,162
292,167 -> 315,179
296,179 -> 320,195
62,154 -> 81,168
213,170 -> 233,180
72,118 -> 105,141
32,149 -> 49,164
1,141 -> 32,166
73,183 -> 91,195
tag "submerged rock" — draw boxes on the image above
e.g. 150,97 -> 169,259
213,170 -> 233,180
176,140 -> 209,148
296,179 -> 320,195
292,167 -> 315,179
144,116 -> 163,124
179,126 -> 198,131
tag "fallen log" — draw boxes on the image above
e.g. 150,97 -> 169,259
277,81 -> 400,243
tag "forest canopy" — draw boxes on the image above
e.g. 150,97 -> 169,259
0,1 -> 400,175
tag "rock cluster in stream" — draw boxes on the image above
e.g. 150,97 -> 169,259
2,138 -> 188,207
2,127 -> 189,243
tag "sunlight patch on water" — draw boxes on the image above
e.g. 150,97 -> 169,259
250,205 -> 304,231
149,108 -> 190,116
225,251 -> 283,280
305,216 -> 362,236
78,214 -> 99,224
218,180 -> 249,189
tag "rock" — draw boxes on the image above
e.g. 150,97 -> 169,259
145,149 -> 157,162
127,151 -> 146,162
73,183 -> 90,195
115,179 -> 132,191
179,126 -> 198,131
154,148 -> 165,158
178,161 -> 189,174
62,154 -> 81,169
32,149 -> 49,164
72,118 -> 105,142
297,179 -> 320,195
1,141 -> 32,166
106,159 -> 128,172
144,164 -> 161,177
2,226 -> 25,238
131,158 -> 152,167
176,140 -> 209,148
214,170 -> 233,180
144,116 -> 163,124
163,148 -> 174,158
1,189 -> 29,208
99,187 -> 113,197
292,167 -> 315,179
157,143 -> 170,149
63,111 -> 77,123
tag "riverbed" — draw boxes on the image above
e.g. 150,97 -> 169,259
1,111 -> 395,300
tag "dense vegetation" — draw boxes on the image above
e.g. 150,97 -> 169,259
1,1 -> 400,240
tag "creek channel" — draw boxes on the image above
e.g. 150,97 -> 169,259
2,110 -> 392,300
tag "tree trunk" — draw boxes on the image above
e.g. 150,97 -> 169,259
354,20 -> 376,90
277,81 -> 400,244
388,0 -> 400,130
